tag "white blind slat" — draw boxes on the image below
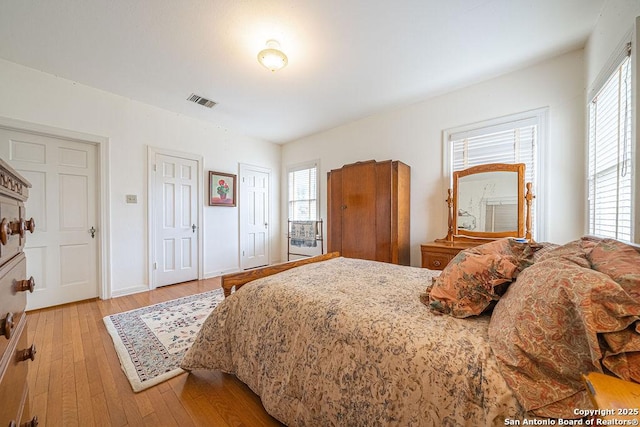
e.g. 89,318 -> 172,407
588,52 -> 632,242
288,163 -> 318,221
450,119 -> 538,236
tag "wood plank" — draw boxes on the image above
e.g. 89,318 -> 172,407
222,252 -> 339,296
24,276 -> 283,426
583,372 -> 640,421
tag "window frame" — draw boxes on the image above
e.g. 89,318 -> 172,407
586,38 -> 634,242
286,160 -> 320,221
443,108 -> 548,241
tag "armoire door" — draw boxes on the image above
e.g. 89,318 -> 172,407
333,161 -> 378,261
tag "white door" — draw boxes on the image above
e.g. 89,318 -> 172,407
0,129 -> 99,310
153,153 -> 198,286
240,164 -> 270,270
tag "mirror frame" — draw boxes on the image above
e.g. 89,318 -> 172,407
451,163 -> 526,240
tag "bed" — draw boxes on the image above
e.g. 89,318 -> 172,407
180,237 -> 640,426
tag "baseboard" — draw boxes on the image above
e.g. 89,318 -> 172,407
204,268 -> 241,279
111,284 -> 150,298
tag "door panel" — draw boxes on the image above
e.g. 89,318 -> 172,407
240,165 -> 270,270
341,162 -> 377,261
154,153 -> 198,286
327,169 -> 343,254
59,173 -> 88,229
0,129 -> 99,309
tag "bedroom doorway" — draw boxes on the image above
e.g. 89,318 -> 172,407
148,148 -> 203,288
0,127 -> 100,309
239,164 -> 271,270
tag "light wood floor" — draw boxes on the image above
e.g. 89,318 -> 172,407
26,277 -> 284,427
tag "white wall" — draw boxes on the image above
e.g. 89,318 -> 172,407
0,58 -> 281,297
585,0 -> 640,89
282,49 -> 587,266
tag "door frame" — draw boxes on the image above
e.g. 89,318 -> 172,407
0,116 -> 111,298
239,163 -> 272,270
147,146 -> 204,289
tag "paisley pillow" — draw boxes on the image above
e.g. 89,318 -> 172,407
489,254 -> 640,418
427,238 -> 537,318
536,236 -> 600,268
587,238 -> 640,299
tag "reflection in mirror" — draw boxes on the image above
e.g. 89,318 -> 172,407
457,171 -> 518,233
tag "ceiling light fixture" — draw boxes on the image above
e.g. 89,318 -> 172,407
257,39 -> 288,72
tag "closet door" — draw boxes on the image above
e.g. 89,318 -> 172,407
341,162 -> 377,261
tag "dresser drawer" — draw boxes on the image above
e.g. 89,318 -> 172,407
0,254 -> 28,360
0,313 -> 29,427
422,253 -> 454,270
0,198 -> 24,267
421,242 -> 473,271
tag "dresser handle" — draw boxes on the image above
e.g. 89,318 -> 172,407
17,344 -> 37,362
0,218 -> 26,244
9,220 -> 24,237
21,416 -> 38,427
24,218 -> 35,234
1,312 -> 14,339
0,218 -> 9,245
432,260 -> 442,267
15,277 -> 35,293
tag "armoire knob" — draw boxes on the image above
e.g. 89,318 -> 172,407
21,416 -> 38,427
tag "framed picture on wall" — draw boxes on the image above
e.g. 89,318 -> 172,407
209,171 -> 237,206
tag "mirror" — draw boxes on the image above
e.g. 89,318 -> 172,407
444,163 -> 533,241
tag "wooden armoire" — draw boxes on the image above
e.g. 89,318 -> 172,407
327,160 -> 410,265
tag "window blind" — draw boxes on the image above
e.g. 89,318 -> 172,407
588,48 -> 632,242
448,115 -> 539,237
450,118 -> 537,186
288,163 -> 318,221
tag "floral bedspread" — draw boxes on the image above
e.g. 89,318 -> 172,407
181,257 -> 525,426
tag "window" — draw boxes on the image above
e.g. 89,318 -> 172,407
445,109 -> 546,239
587,43 -> 633,242
288,161 -> 318,221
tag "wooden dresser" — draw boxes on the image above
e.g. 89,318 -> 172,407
420,241 -> 480,270
327,160 -> 410,265
0,159 -> 37,427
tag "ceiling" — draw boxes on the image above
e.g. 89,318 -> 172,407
0,0 -> 605,144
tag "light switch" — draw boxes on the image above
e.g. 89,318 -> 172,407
126,194 -> 138,204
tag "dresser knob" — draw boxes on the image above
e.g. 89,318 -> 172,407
9,219 -> 24,237
0,218 -> 26,244
24,218 -> 35,234
15,277 -> 35,293
1,312 -> 14,339
21,416 -> 38,427
432,260 -> 442,267
0,218 -> 9,245
17,344 -> 36,362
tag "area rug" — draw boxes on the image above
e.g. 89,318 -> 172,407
103,288 -> 224,392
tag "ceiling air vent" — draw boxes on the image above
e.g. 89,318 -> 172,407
187,93 -> 217,108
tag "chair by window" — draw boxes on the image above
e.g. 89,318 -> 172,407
288,219 -> 324,261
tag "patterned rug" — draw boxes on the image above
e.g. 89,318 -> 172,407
103,288 -> 224,392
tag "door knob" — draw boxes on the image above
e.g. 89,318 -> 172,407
192,224 -> 196,233
89,226 -> 96,238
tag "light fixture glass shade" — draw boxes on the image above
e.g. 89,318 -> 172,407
258,39 -> 288,72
